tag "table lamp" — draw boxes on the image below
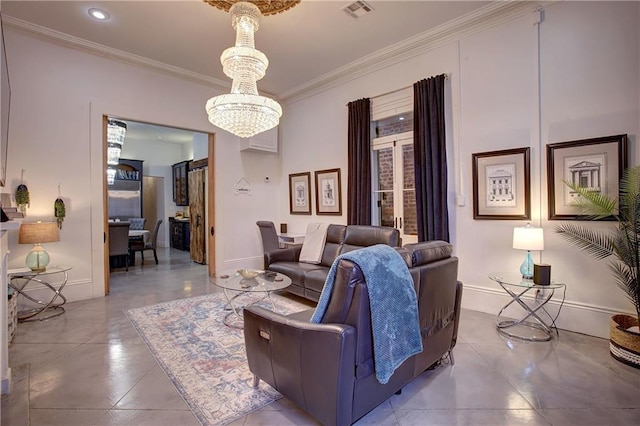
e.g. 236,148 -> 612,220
512,223 -> 544,279
18,221 -> 60,272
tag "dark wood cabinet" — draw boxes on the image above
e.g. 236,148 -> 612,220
169,218 -> 190,251
172,161 -> 190,206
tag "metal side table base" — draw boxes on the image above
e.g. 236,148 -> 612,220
8,266 -> 71,322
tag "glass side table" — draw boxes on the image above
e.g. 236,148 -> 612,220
489,273 -> 566,342
8,265 -> 72,322
210,269 -> 291,328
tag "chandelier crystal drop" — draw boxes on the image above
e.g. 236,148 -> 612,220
106,168 -> 117,185
106,119 -> 127,185
106,119 -> 127,166
205,1 -> 282,138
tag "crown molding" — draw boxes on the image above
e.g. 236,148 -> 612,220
280,1 -> 557,105
4,2 -> 556,104
3,15 -> 232,93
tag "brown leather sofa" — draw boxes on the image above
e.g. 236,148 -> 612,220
244,240 -> 462,426
264,224 -> 401,301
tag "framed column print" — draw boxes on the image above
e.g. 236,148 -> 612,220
289,172 -> 311,215
315,168 -> 342,215
547,134 -> 627,220
472,147 -> 531,220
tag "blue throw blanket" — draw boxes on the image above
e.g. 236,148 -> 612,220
311,244 -> 423,384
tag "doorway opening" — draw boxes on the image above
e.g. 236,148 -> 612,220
103,117 -> 215,293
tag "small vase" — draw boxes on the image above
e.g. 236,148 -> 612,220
610,314 -> 640,369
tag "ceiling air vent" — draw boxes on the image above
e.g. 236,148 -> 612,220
343,1 -> 374,19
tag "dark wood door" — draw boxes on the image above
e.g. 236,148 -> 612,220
189,168 -> 206,264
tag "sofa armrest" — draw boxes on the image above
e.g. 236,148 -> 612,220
264,245 -> 302,266
243,306 -> 356,426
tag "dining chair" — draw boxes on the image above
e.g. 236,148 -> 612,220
256,221 -> 280,252
131,219 -> 163,264
108,222 -> 131,271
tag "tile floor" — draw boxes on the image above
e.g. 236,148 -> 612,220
2,247 -> 640,425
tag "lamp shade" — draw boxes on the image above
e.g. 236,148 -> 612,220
19,221 -> 60,244
513,224 -> 544,251
18,221 -> 60,272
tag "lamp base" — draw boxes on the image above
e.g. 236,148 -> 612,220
25,244 -> 50,272
519,250 -> 534,280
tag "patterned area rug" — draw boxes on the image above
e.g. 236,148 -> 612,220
126,292 -> 310,425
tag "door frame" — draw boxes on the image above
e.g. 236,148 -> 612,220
207,133 -> 216,277
102,116 -> 216,293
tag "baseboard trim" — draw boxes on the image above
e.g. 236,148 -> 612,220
461,284 -> 631,339
221,256 -> 263,273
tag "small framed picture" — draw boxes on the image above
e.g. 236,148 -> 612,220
315,168 -> 342,216
472,147 -> 531,220
547,134 -> 627,220
289,172 -> 311,215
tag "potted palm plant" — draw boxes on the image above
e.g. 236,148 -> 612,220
555,166 -> 640,369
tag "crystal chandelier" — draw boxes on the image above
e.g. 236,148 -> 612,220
204,1 -> 299,138
106,119 -> 127,185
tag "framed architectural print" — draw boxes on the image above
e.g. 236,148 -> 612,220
315,168 -> 342,215
472,147 -> 530,220
289,172 -> 311,215
547,134 -> 627,220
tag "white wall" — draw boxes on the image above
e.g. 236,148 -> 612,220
2,27 -> 283,302
4,1 -> 638,338
193,132 -> 208,161
279,1 -> 640,338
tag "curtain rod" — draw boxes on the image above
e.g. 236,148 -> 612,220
350,73 -> 449,105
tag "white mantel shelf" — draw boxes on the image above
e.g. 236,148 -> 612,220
0,222 -> 19,231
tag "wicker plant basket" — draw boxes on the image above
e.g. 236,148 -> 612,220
610,314 -> 640,369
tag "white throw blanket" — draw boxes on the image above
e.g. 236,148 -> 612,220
299,223 -> 329,264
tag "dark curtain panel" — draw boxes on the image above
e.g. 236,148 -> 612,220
413,74 -> 449,242
347,98 -> 371,225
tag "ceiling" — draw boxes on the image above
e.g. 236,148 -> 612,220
2,0 -> 496,143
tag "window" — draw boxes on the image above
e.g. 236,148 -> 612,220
371,89 -> 417,243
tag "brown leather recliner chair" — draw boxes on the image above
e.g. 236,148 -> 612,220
243,240 -> 462,426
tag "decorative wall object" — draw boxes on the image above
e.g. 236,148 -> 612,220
315,168 -> 342,216
288,172 -> 311,215
547,134 -> 627,220
472,148 -> 530,220
15,173 -> 29,216
54,184 -> 66,229
233,177 -> 252,196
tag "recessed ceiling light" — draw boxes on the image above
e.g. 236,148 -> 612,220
399,116 -> 405,121
88,8 -> 110,21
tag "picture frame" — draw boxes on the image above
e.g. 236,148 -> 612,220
289,172 -> 311,215
472,147 -> 530,220
315,168 -> 342,215
547,134 -> 627,220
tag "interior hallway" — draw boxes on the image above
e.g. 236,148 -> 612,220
2,247 -> 640,425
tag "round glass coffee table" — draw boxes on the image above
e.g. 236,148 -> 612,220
210,269 -> 291,327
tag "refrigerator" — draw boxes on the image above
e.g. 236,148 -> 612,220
108,180 -> 142,219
